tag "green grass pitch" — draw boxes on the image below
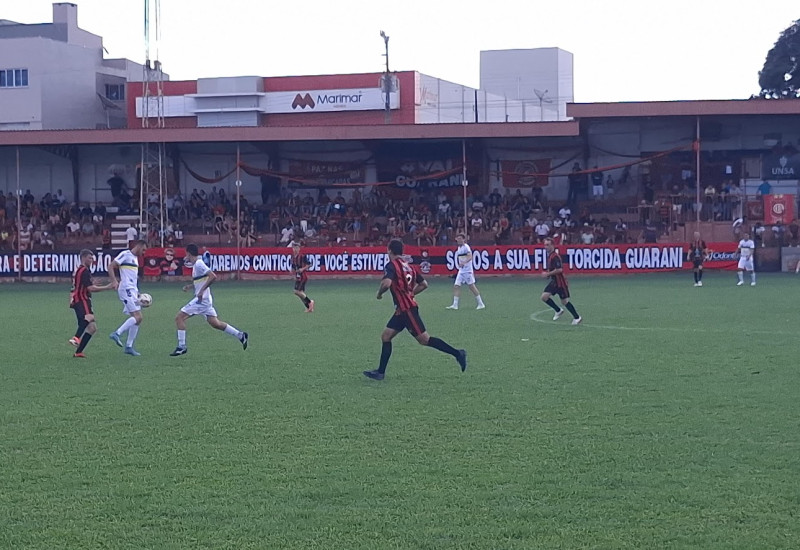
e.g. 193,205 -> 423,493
1,272 -> 798,549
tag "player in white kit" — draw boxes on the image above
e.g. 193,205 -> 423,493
108,240 -> 147,356
169,244 -> 248,356
447,233 -> 486,310
736,232 -> 756,286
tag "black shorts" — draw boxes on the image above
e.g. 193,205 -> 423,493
692,258 -> 703,268
293,274 -> 307,292
71,299 -> 93,321
386,306 -> 427,337
544,280 -> 570,300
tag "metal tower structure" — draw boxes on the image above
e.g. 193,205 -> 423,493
139,0 -> 167,246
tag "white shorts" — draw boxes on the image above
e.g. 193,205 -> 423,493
454,271 -> 476,286
118,288 -> 141,315
181,297 -> 218,318
592,185 -> 604,196
738,258 -> 754,271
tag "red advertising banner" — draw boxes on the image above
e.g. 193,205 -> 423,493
763,194 -> 795,225
143,242 -> 741,278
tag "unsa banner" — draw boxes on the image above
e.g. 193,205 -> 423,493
142,242 -> 741,278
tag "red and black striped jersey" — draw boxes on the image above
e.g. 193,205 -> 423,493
548,251 -> 568,288
70,265 -> 92,307
292,253 -> 309,274
383,258 -> 423,312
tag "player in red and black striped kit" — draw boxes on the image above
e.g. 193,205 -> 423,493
291,241 -> 315,312
541,237 -> 582,325
69,249 -> 113,357
363,239 -> 467,380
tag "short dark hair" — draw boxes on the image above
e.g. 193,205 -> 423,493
79,249 -> 94,259
131,239 -> 147,248
388,239 -> 404,256
186,243 -> 199,256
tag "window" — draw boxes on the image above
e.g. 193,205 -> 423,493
0,68 -> 28,88
105,84 -> 125,101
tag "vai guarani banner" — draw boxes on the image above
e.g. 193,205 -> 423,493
141,242 -> 741,278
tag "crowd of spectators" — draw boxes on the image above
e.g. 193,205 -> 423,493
0,189 -> 108,251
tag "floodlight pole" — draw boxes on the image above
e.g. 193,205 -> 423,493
236,144 -> 242,281
16,146 -> 21,281
695,116 -> 701,229
462,139 -> 468,237
380,30 -> 391,123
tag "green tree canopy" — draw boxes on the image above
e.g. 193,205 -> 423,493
759,19 -> 800,98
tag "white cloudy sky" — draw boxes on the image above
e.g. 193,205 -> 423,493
5,0 -> 797,102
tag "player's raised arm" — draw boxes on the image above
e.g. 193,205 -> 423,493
377,276 -> 391,299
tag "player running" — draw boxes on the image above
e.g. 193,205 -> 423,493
687,231 -> 708,287
108,239 -> 147,356
737,232 -> 756,286
363,239 -> 467,381
291,241 -> 315,312
446,232 -> 485,310
68,249 -> 113,357
540,237 -> 582,325
170,244 -> 248,356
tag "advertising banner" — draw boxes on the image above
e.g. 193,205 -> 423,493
0,250 -> 115,277
141,242 -> 741,279
763,194 -> 795,225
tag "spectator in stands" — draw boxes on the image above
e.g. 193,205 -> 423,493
591,167 -> 604,200
81,218 -> 95,240
757,180 -> 772,196
772,222 -> 785,247
125,222 -> 138,246
754,222 -> 766,247
66,217 -> 81,244
567,163 -> 583,205
605,174 -> 615,196
18,222 -> 32,250
614,218 -> 628,243
580,224 -> 595,244
788,220 -> 799,247
535,219 -> 550,243
641,220 -> 658,243
279,223 -> 294,245
558,204 -> 571,222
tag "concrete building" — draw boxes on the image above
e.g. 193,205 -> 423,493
0,2 -> 165,130
480,48 -> 574,121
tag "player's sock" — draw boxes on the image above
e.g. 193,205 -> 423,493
302,296 -> 311,308
737,271 -> 743,283
544,298 -> 561,313
698,270 -> 703,282
693,271 -> 698,283
177,330 -> 186,348
565,302 -> 580,319
224,324 -> 242,339
751,272 -> 756,283
116,317 -> 136,336
378,341 -> 392,374
75,332 -> 93,353
476,295 -> 485,307
452,297 -> 460,308
427,336 -> 459,358
126,324 -> 139,347
75,320 -> 88,339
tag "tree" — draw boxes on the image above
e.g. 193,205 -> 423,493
759,19 -> 800,98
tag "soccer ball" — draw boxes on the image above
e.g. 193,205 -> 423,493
138,293 -> 153,308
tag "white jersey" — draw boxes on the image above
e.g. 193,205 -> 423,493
192,258 -> 213,304
456,244 -> 473,274
113,249 -> 139,291
738,239 -> 755,259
